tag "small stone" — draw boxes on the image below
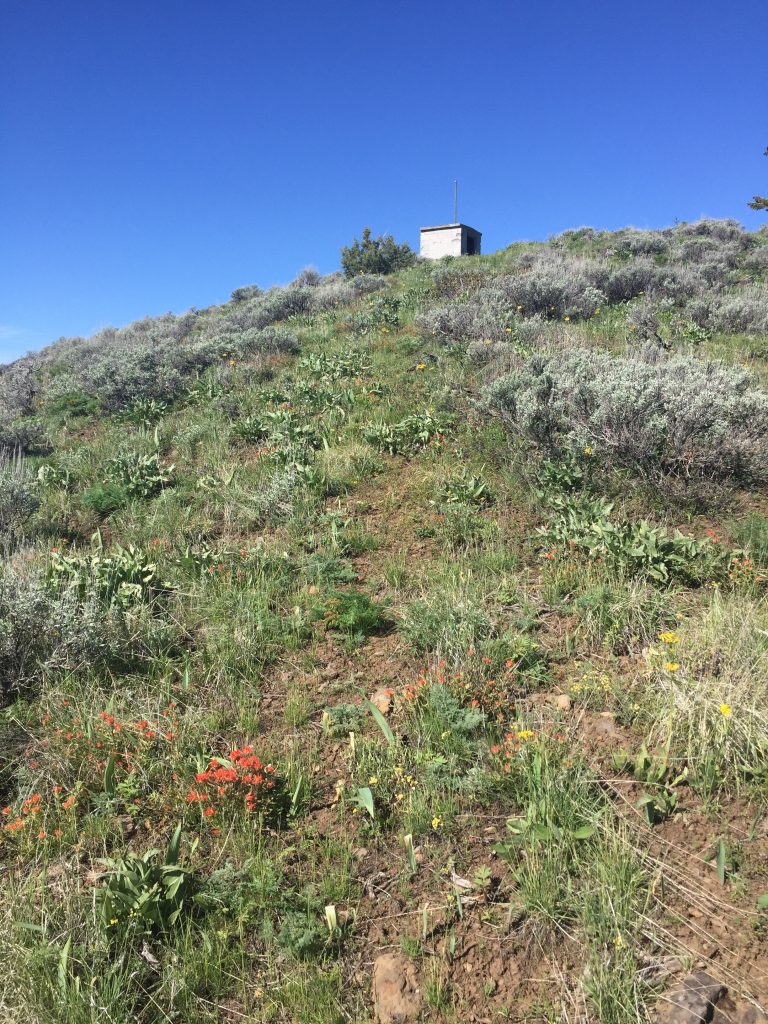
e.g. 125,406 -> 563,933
655,971 -> 727,1024
370,686 -> 393,715
555,694 -> 571,711
593,712 -> 618,737
353,847 -> 369,860
372,953 -> 423,1024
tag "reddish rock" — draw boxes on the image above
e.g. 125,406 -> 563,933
373,953 -> 423,1023
370,686 -> 393,714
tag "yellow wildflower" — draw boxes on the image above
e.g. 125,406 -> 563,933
658,631 -> 680,645
431,816 -> 442,830
368,776 -> 378,785
664,662 -> 680,673
720,703 -> 732,717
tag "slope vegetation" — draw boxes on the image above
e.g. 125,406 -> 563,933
2,220 -> 768,1022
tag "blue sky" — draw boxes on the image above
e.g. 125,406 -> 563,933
1,0 -> 766,363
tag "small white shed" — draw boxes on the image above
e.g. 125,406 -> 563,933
419,223 -> 482,259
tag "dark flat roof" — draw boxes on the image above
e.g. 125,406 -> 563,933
420,223 -> 482,234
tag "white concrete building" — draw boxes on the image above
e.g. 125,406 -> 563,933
419,223 -> 482,259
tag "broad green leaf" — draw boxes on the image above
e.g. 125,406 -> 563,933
352,786 -> 375,819
364,700 -> 395,747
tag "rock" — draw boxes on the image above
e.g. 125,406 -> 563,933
373,953 -> 423,1024
713,995 -> 768,1024
353,846 -> 369,861
593,712 -> 618,737
555,694 -> 571,711
370,686 -> 393,715
656,972 -> 727,1024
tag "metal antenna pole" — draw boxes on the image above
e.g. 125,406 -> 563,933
453,180 -> 458,223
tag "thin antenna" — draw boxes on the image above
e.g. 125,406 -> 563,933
453,180 -> 458,224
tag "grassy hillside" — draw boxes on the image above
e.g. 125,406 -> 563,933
2,219 -> 768,1023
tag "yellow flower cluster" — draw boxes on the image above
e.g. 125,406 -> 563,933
570,672 -> 611,696
658,631 -> 680,645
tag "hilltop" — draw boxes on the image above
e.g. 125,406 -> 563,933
2,219 -> 768,1023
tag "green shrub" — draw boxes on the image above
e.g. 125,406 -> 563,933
45,391 -> 101,418
97,826 -> 194,939
0,566 -> 170,696
107,450 -> 174,499
323,590 -> 390,640
348,295 -> 401,336
486,348 -> 768,497
340,227 -> 416,278
82,482 -> 129,516
47,542 -> 168,608
539,494 -> 723,585
322,703 -> 364,737
276,909 -> 329,960
434,470 -> 494,507
363,411 -> 444,456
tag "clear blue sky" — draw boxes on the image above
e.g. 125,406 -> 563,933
1,0 -> 766,363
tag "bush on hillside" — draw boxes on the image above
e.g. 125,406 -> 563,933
0,452 -> 39,549
0,269 -> 384,421
0,568 -> 171,697
0,415 -> 50,456
416,295 -> 509,345
341,227 -> 416,278
230,284 -> 263,303
485,348 -> 768,495
710,288 -> 768,335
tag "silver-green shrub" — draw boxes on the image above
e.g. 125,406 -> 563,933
0,567 -> 169,696
710,287 -> 768,335
0,452 -> 39,549
416,298 -> 508,344
485,348 -> 768,493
